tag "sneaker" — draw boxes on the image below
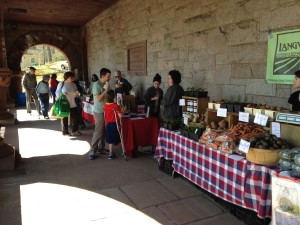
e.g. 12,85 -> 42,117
44,116 -> 49,119
108,154 -> 116,160
96,148 -> 109,154
70,131 -> 81,136
79,124 -> 86,130
88,151 -> 95,160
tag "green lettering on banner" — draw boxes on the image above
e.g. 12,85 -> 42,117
266,29 -> 300,84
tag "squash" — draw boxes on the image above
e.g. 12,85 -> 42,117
279,159 -> 294,170
294,154 -> 300,166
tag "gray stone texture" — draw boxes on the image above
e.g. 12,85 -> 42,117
85,0 -> 300,106
158,196 -> 223,224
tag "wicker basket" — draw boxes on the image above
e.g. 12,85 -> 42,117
246,148 -> 281,166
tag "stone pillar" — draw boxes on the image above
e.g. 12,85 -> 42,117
0,9 -> 15,119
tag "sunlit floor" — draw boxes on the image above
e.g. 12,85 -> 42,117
0,106 -> 246,225
18,128 -> 90,158
21,183 -> 161,225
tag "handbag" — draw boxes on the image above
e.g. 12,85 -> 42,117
54,94 -> 70,117
49,105 -> 63,119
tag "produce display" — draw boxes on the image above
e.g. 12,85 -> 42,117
278,148 -> 300,177
209,119 -> 228,131
249,133 -> 290,150
227,122 -> 263,139
181,105 -> 300,168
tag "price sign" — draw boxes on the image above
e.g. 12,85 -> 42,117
254,113 -> 268,126
217,108 -> 227,117
239,112 -> 249,122
238,139 -> 251,153
179,99 -> 185,106
183,117 -> 188,125
271,122 -> 281,138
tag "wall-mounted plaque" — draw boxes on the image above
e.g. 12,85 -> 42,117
127,40 -> 147,76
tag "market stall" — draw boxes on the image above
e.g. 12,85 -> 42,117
155,127 -> 277,219
82,100 -> 159,157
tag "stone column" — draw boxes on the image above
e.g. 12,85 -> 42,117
0,9 -> 14,121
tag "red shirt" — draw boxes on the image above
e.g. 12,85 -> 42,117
104,103 -> 122,124
50,78 -> 59,89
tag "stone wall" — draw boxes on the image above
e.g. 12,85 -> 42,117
85,0 -> 300,108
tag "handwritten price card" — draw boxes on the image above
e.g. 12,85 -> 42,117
239,112 -> 249,122
238,139 -> 251,153
254,113 -> 268,126
217,108 -> 227,117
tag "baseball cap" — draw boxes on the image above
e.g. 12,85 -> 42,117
29,66 -> 36,70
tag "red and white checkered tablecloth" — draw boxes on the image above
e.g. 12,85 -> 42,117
155,128 -> 278,219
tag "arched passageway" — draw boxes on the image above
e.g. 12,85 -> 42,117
6,30 -> 82,100
7,30 -> 81,72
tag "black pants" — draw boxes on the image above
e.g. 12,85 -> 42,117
61,107 -> 78,133
75,97 -> 85,126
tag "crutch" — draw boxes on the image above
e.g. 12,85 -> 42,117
113,109 -> 128,161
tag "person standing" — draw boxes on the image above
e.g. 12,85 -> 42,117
22,66 -> 40,115
104,89 -> 125,160
162,70 -> 184,121
88,68 -> 111,160
144,73 -> 163,118
50,73 -> 59,103
115,70 -> 132,96
88,74 -> 99,93
56,71 -> 81,136
288,70 -> 300,111
73,68 -> 86,129
36,75 -> 51,119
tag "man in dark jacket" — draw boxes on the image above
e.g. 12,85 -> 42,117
114,70 -> 132,96
22,67 -> 40,115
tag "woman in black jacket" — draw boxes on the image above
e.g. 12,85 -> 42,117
162,70 -> 184,121
144,73 -> 163,117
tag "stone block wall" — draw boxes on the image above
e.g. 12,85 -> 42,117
85,0 -> 300,108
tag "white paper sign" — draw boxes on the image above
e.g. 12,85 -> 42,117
239,112 -> 249,122
238,139 -> 251,153
184,117 -> 188,125
179,99 -> 185,106
217,108 -> 227,117
116,93 -> 123,106
146,106 -> 150,118
271,122 -> 281,138
254,113 -> 268,126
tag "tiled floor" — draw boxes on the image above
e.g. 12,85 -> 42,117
0,107 -> 246,225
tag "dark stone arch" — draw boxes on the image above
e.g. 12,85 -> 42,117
6,30 -> 81,72
6,30 -> 82,103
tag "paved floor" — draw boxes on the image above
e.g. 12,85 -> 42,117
0,107 -> 246,225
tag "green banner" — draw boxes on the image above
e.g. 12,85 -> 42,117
266,29 -> 300,84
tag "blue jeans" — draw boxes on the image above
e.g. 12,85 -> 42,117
39,94 -> 49,117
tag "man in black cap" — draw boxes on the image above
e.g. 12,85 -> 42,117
22,67 -> 40,115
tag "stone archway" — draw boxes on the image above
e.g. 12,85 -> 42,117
7,30 -> 81,72
6,30 -> 82,102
